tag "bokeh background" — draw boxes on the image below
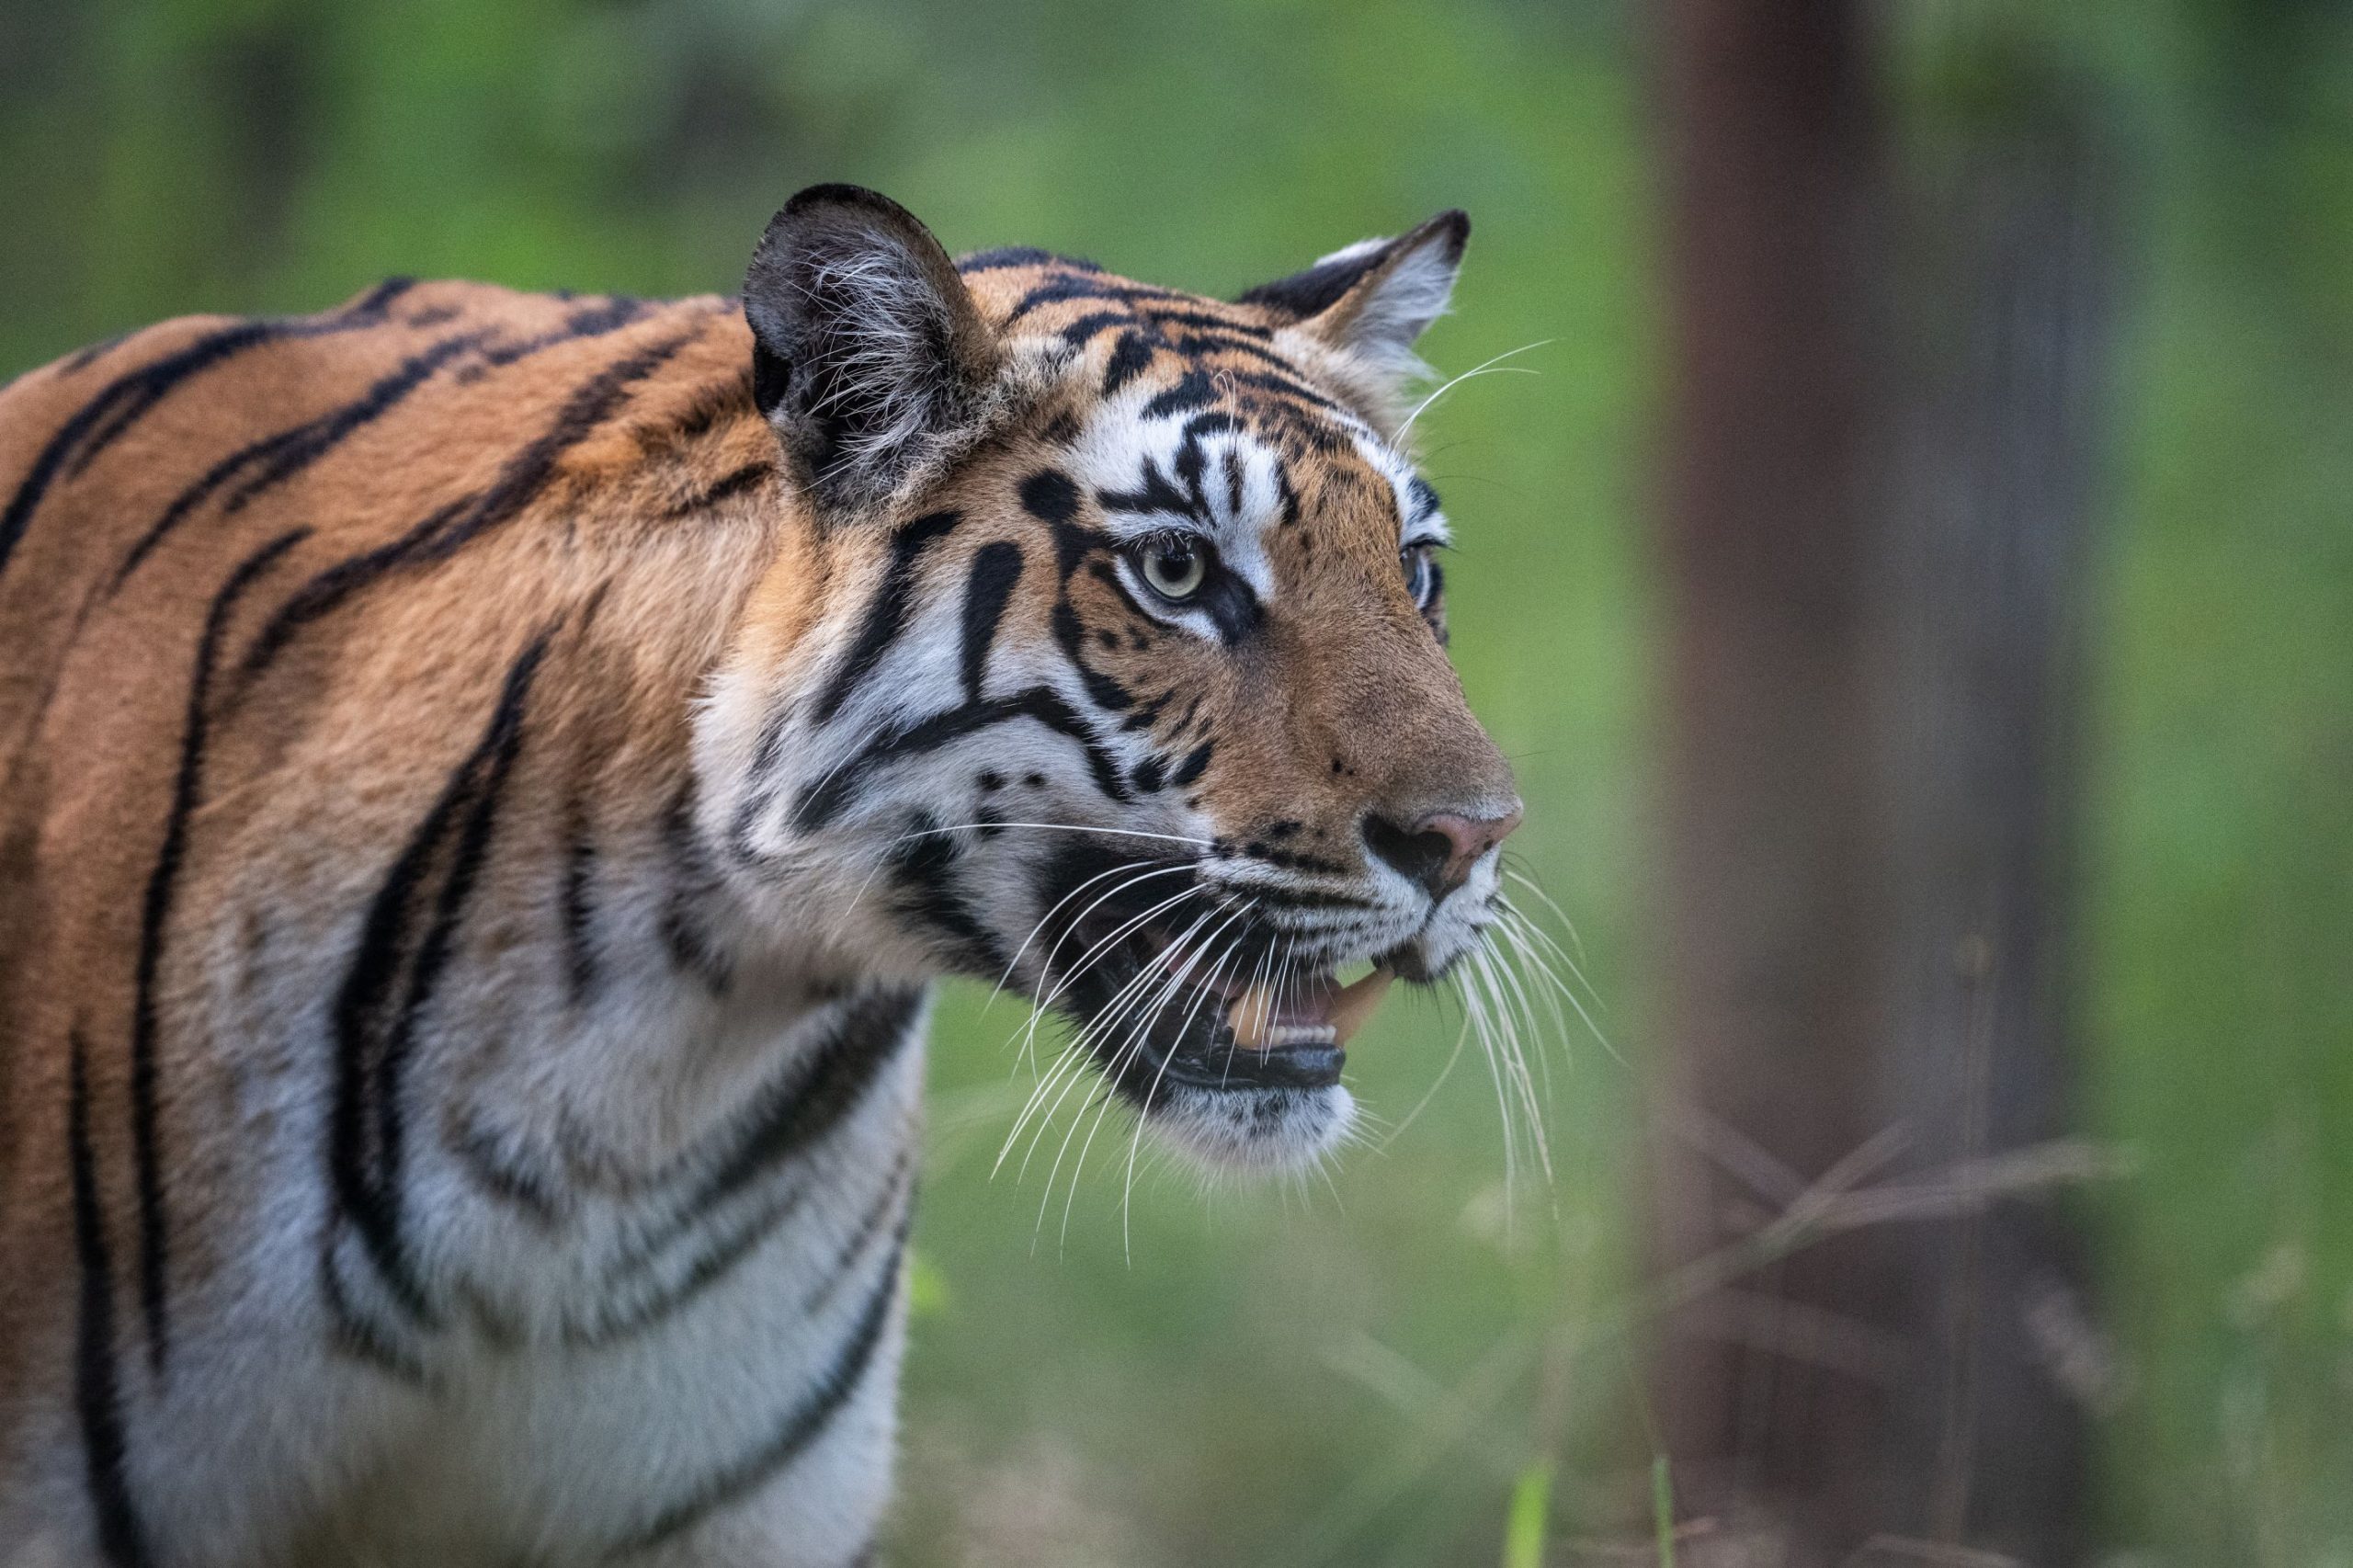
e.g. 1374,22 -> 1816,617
3,2 -> 2347,1563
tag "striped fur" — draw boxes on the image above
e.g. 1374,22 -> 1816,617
0,187 -> 1517,1565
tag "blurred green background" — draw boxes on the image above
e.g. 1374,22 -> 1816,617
3,1 -> 2347,1562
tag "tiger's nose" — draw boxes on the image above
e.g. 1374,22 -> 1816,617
1361,804 -> 1524,903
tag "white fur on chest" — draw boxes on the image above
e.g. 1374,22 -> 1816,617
143,923 -> 929,1568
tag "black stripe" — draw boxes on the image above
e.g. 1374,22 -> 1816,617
805,1154 -> 915,1314
597,990 -> 918,1295
0,284 -> 410,580
1223,366 -> 1348,417
1051,598 -> 1134,710
233,330 -> 698,689
958,541 -> 1024,702
1146,308 -> 1275,340
68,1036 -> 155,1568
111,423 -> 310,590
1119,691 -> 1170,733
657,778 -> 732,994
476,295 -> 649,369
61,330 -> 135,375
1170,739 -> 1214,788
886,815 -> 1005,971
682,990 -> 918,1220
1408,475 -> 1442,523
1165,328 -> 1306,377
791,686 -> 1131,833
1100,330 -> 1156,396
319,1247 -> 430,1386
560,797 -> 599,1005
329,629 -> 553,1326
957,247 -> 1101,275
233,494 -> 471,688
1005,274 -> 1188,324
1018,468 -> 1082,528
607,1227 -> 906,1557
1141,369 -> 1216,420
445,1114 -> 564,1229
664,460 -> 775,517
566,1180 -> 813,1348
211,330 -> 480,509
1094,455 -> 1195,521
126,528 -> 308,1374
72,281 -> 416,474
1055,310 -> 1146,350
811,509 -> 961,725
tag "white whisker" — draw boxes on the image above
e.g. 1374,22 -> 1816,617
1396,339 -> 1552,439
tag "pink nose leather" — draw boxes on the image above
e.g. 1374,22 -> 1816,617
1364,803 -> 1524,901
1417,807 -> 1523,897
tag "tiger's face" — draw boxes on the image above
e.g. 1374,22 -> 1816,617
705,187 -> 1519,1170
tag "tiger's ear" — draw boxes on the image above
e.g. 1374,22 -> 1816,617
745,184 -> 1003,516
1237,210 -> 1469,392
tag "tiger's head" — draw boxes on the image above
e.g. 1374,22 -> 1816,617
702,186 -> 1520,1171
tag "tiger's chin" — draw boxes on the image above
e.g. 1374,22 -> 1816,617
1144,1081 -> 1358,1174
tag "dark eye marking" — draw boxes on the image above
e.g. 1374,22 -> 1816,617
1191,573 -> 1263,642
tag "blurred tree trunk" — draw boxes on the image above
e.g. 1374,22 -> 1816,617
1647,4 -> 2114,1562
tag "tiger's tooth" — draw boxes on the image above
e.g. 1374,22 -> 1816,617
1327,966 -> 1394,1049
1226,983 -> 1279,1050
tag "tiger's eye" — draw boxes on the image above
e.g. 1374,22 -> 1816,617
1141,538 -> 1207,600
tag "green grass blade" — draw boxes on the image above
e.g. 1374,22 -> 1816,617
1502,1457 -> 1553,1568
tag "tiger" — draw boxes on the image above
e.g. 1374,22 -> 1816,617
0,183 -> 1522,1566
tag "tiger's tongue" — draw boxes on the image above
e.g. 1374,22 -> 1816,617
1226,967 -> 1394,1051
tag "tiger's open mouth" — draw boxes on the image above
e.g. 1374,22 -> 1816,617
1051,907 -> 1396,1102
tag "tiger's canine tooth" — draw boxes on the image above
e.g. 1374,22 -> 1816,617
1327,966 -> 1393,1047
1224,966 -> 1394,1051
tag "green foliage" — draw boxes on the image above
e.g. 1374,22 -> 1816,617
2,1 -> 2347,1562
